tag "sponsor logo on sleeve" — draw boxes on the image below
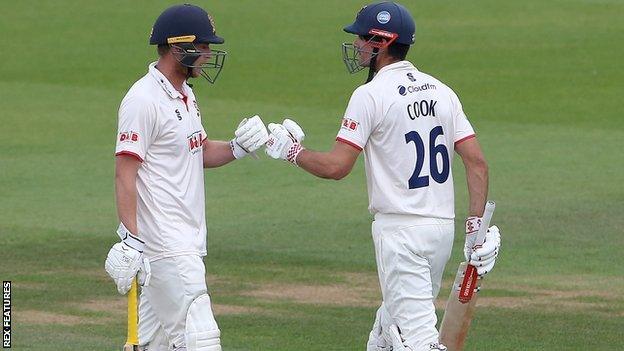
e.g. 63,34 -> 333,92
341,118 -> 359,132
119,131 -> 139,143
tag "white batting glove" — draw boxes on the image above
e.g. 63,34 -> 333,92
230,115 -> 269,159
282,118 -> 305,142
265,122 -> 305,165
104,223 -> 151,295
469,225 -> 501,276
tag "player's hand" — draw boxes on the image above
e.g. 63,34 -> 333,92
469,225 -> 501,276
265,122 -> 305,165
231,115 -> 269,159
282,118 -> 305,142
104,224 -> 151,294
463,216 -> 482,261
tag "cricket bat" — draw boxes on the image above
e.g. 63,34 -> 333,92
123,278 -> 139,351
439,201 -> 496,351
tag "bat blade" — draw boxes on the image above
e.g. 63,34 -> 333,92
439,201 -> 495,350
439,262 -> 480,351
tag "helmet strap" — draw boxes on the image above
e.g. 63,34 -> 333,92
366,47 -> 379,83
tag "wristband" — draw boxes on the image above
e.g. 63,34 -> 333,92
116,222 -> 145,253
230,139 -> 248,159
286,143 -> 304,166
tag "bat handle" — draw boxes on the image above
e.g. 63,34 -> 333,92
125,278 -> 139,348
459,201 -> 495,303
474,201 -> 496,248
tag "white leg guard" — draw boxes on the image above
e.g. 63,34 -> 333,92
185,294 -> 221,351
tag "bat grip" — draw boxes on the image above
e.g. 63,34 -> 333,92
126,278 -> 139,346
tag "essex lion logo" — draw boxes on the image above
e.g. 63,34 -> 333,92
207,14 -> 217,34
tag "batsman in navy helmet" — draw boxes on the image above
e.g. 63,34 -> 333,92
106,4 -> 270,351
150,3 -> 227,83
342,1 -> 415,82
265,2 -> 500,350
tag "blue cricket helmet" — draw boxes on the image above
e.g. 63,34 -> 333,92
149,4 -> 224,45
344,1 -> 415,45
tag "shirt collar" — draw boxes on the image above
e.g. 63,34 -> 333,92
148,62 -> 190,99
375,60 -> 417,77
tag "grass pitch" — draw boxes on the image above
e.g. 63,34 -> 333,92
1,0 -> 622,350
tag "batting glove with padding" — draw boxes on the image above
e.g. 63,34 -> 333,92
104,223 -> 151,295
265,121 -> 305,165
230,115 -> 269,159
469,225 -> 501,276
282,118 -> 305,143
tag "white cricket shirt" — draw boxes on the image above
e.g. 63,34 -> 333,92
336,61 -> 475,219
115,62 -> 208,261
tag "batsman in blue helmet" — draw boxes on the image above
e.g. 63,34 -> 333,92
265,2 -> 501,350
105,4 -> 270,351
149,3 -> 227,83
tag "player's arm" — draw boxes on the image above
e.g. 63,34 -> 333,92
107,97 -> 154,295
107,154 -> 150,295
455,136 -> 499,277
202,139 -> 236,168
268,88 -> 370,177
115,154 -> 141,234
203,115 -> 269,168
455,137 -> 488,216
296,142 -> 360,180
265,120 -> 360,179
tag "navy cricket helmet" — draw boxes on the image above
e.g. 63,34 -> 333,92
150,4 -> 224,45
150,4 -> 227,84
344,1 -> 415,45
341,2 -> 415,80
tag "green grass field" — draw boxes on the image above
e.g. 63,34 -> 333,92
1,0 -> 623,350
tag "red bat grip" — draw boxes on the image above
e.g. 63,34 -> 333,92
458,265 -> 479,303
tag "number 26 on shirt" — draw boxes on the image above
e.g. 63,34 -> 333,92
404,126 -> 450,189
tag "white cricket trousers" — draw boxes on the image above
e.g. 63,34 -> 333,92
370,213 -> 454,351
138,255 -> 216,351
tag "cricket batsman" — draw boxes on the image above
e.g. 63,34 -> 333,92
265,2 -> 502,350
104,4 -> 269,350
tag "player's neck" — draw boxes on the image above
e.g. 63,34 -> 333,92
155,59 -> 187,92
375,55 -> 402,72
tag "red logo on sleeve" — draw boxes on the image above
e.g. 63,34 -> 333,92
341,118 -> 359,132
119,131 -> 139,143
